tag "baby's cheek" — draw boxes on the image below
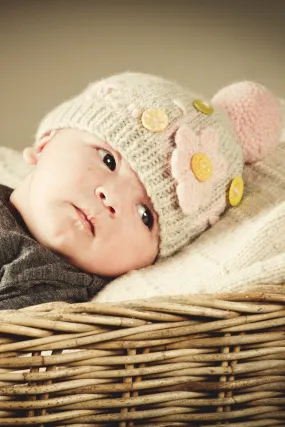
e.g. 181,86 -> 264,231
67,167 -> 89,192
128,225 -> 158,268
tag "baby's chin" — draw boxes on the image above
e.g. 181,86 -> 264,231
60,248 -> 141,277
31,221 -> 77,259
58,252 -> 119,277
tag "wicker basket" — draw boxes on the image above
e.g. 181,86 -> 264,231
0,291 -> 285,427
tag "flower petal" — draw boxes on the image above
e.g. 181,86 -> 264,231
171,148 -> 191,180
213,156 -> 228,182
176,179 -> 198,214
199,127 -> 219,155
199,181 -> 214,209
175,124 -> 198,152
199,127 -> 228,184
176,174 -> 213,214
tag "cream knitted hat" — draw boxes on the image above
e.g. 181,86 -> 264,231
35,72 -> 282,259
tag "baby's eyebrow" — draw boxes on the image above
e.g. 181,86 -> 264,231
87,138 -> 120,155
143,194 -> 157,219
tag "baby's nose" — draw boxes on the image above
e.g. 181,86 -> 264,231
95,187 -> 117,215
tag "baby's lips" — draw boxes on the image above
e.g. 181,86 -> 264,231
74,205 -> 96,236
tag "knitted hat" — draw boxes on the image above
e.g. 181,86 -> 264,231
35,72 -> 282,259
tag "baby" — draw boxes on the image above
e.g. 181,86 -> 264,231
0,72 -> 282,310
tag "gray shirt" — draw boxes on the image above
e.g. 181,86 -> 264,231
0,184 -> 109,310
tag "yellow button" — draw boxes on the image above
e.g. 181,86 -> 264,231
193,99 -> 214,115
229,176 -> 244,207
141,108 -> 169,132
191,152 -> 213,182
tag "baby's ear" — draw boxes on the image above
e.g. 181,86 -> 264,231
23,146 -> 41,165
24,129 -> 57,165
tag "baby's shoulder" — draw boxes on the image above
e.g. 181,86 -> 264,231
0,184 -> 26,233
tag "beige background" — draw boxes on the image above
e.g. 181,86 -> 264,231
1,0 -> 284,150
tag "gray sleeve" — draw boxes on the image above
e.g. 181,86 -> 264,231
0,282 -> 88,310
0,276 -> 108,310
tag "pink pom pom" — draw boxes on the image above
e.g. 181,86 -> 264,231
212,82 -> 282,163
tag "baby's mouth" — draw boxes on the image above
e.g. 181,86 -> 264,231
74,206 -> 95,236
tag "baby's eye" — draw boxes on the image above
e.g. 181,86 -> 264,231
137,204 -> 154,229
98,149 -> 116,171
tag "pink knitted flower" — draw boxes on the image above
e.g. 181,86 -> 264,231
171,124 -> 227,215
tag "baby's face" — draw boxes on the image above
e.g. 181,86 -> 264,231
11,128 -> 159,276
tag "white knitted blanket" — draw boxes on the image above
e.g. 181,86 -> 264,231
0,124 -> 284,302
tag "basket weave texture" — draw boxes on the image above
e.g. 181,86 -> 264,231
0,292 -> 285,427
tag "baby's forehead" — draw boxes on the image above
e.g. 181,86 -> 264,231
81,130 -> 124,161
63,128 -> 111,148
56,127 -> 119,156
